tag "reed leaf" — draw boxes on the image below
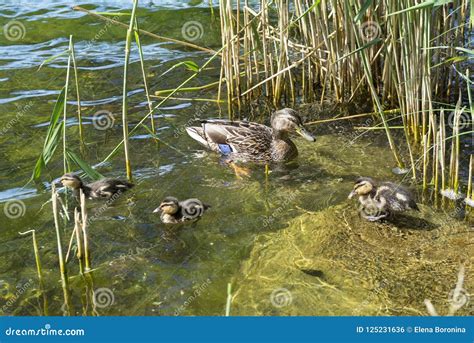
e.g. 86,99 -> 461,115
65,149 -> 104,181
32,87 -> 66,181
387,0 -> 453,17
354,0 -> 373,22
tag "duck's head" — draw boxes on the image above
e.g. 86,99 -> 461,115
271,108 -> 315,142
60,173 -> 83,190
348,177 -> 375,199
153,197 -> 179,215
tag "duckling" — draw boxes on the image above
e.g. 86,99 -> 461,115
348,177 -> 419,221
60,173 -> 134,200
153,197 -> 210,224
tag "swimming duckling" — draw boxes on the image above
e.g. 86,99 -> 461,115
153,197 -> 210,224
348,177 -> 419,221
60,173 -> 134,200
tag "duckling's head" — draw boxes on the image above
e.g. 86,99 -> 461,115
153,197 -> 179,215
348,177 -> 375,199
60,173 -> 83,190
271,108 -> 315,142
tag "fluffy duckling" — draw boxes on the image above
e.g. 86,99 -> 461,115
60,173 -> 134,200
153,197 -> 210,224
348,177 -> 419,221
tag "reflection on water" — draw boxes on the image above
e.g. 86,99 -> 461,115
0,1 -> 471,317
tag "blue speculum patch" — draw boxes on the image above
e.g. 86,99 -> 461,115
218,144 -> 233,155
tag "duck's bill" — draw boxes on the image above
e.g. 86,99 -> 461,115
296,126 -> 315,142
348,191 -> 356,199
152,207 -> 162,213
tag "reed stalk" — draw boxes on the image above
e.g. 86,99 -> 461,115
18,230 -> 43,285
70,38 -> 83,145
80,189 -> 91,272
225,282 -> 232,316
99,43 -> 226,166
52,184 -> 71,315
121,0 -> 139,182
133,18 -> 155,135
216,0 -> 470,196
18,229 -> 49,315
467,154 -> 473,214
72,6 -> 216,54
65,204 -> 83,264
63,35 -> 73,174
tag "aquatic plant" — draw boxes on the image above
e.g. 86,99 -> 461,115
218,0 -> 472,210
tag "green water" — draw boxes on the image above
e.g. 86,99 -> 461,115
0,1 -> 472,316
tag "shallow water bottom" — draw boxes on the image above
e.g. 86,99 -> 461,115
231,202 -> 473,316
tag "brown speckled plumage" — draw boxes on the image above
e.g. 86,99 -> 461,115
348,177 -> 419,221
60,173 -> 134,200
185,108 -> 315,163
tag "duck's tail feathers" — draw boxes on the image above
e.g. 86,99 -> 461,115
186,127 -> 209,148
117,181 -> 134,189
410,200 -> 420,211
